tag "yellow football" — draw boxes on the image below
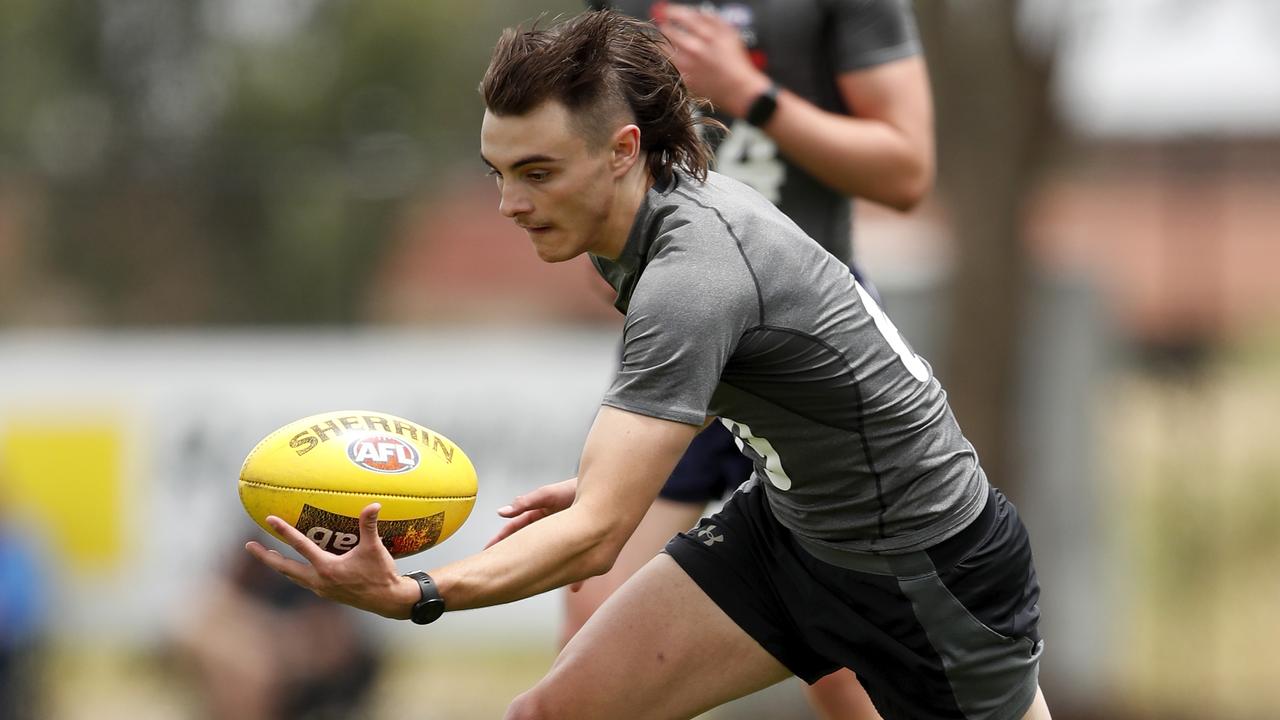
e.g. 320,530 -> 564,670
238,410 -> 478,558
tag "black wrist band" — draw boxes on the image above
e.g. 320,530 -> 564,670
745,83 -> 780,128
406,571 -> 446,625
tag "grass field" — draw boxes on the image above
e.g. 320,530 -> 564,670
35,641 -> 826,719
1111,334 -> 1280,719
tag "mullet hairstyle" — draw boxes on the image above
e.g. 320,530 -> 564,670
480,9 -> 721,185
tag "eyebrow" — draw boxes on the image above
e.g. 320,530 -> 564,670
480,153 -> 561,171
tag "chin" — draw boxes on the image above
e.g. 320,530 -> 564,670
532,237 -> 580,264
535,247 -> 577,264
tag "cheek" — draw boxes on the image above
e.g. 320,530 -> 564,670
583,170 -> 617,218
550,164 -> 613,226
570,196 -> 610,234
558,186 -> 603,222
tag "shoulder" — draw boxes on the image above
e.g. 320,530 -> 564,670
662,172 -> 782,232
630,212 -> 763,328
642,174 -> 782,276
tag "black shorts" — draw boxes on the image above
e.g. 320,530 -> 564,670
658,421 -> 754,503
665,481 -> 1043,720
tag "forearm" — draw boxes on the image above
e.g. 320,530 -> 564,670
423,408 -> 697,614
427,505 -> 617,613
757,90 -> 933,211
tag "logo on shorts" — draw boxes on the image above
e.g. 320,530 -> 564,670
696,524 -> 725,546
347,434 -> 419,474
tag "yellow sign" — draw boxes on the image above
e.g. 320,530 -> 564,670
1,421 -> 123,570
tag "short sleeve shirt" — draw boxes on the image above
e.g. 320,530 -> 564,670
592,171 -> 987,555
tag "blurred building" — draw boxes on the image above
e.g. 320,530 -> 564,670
371,1 -> 1280,343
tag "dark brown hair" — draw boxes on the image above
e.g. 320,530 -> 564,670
480,10 -> 720,184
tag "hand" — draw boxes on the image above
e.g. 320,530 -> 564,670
484,477 -> 579,549
245,503 -> 421,620
656,3 -> 772,118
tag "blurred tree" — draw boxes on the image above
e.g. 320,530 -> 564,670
915,0 -> 1059,499
0,0 -> 576,324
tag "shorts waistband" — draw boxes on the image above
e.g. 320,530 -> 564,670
793,487 -> 997,577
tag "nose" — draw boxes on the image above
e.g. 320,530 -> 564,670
498,182 -> 533,218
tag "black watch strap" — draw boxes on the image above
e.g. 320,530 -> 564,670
744,83 -> 780,128
405,571 -> 446,625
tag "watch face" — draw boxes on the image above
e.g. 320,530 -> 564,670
412,598 -> 445,625
407,571 -> 445,624
746,87 -> 779,127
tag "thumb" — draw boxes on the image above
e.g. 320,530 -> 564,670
359,502 -> 382,546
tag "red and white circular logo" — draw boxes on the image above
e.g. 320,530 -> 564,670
347,434 -> 419,474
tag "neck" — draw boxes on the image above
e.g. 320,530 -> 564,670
594,158 -> 654,260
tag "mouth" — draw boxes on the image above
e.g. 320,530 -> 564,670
518,223 -> 552,236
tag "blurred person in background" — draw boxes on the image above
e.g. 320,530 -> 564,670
0,486 -> 49,720
569,2 -> 934,717
172,537 -> 382,720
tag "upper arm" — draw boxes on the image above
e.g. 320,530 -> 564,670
572,406 -> 702,552
830,0 -> 933,169
604,247 -> 756,426
836,56 -> 934,166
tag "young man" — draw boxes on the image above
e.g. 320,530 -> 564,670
246,11 -> 1051,720
562,3 -> 933,717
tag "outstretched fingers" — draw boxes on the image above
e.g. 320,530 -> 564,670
484,508 -> 550,549
498,488 -> 548,518
245,540 -> 318,587
485,478 -> 578,548
265,514 -> 330,566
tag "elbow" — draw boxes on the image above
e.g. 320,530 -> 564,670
890,175 -> 930,212
576,524 -> 628,580
581,547 -> 618,580
882,160 -> 934,212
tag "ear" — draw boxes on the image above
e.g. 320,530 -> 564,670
609,124 -> 642,177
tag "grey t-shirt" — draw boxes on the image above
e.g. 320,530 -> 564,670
598,0 -> 921,265
592,171 -> 986,555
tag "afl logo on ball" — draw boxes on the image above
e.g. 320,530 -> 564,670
347,434 -> 419,474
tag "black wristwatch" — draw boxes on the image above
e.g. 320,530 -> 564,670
405,571 -> 446,625
744,83 -> 780,128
